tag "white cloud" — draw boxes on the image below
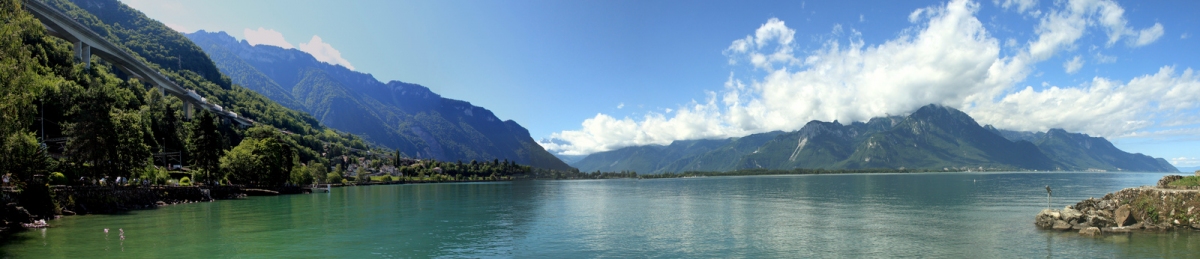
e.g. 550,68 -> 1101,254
723,18 -> 798,70
1063,55 -> 1083,74
860,14 -> 866,23
1094,53 -> 1117,64
243,27 -> 295,49
1132,23 -> 1164,47
970,66 -> 1200,137
542,0 -> 1199,156
1183,33 -> 1190,39
1170,157 -> 1200,167
298,35 -> 355,70
617,103 -> 625,109
996,0 -> 1038,13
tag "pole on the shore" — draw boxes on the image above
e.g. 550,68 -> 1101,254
1045,185 -> 1052,209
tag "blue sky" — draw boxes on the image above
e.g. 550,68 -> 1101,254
123,0 -> 1200,169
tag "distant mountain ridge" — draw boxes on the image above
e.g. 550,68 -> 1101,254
574,104 -> 1178,173
185,31 -> 571,170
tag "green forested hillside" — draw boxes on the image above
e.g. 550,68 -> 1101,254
0,0 -> 397,190
573,104 -> 1179,173
185,30 -> 572,171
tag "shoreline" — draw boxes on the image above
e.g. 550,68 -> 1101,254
0,178 -> 513,237
1035,174 -> 1200,236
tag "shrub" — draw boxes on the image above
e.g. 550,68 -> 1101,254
1169,176 -> 1200,187
179,177 -> 192,186
48,172 -> 68,185
326,172 -> 343,184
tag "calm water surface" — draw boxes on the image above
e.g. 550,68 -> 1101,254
5,172 -> 1200,258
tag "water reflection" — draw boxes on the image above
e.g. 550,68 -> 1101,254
4,172 -> 1199,257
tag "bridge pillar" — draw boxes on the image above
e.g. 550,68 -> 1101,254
74,41 -> 91,69
183,101 -> 194,120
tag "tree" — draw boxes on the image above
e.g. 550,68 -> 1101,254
64,73 -> 150,179
144,87 -> 184,163
219,125 -> 294,186
190,111 -> 222,180
219,138 -> 258,183
307,162 -> 328,184
289,155 -> 312,185
0,132 -> 50,184
355,165 -> 367,183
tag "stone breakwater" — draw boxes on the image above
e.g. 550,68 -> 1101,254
1035,175 -> 1200,236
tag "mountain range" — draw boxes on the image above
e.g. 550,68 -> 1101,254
184,31 -> 571,171
573,105 -> 1178,173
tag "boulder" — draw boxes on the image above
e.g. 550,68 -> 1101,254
1052,220 -> 1072,231
1061,207 -> 1083,222
1128,222 -> 1144,229
1079,227 -> 1102,236
1115,204 -> 1134,227
1072,221 -> 1091,230
1086,215 -> 1113,228
1035,209 -> 1058,228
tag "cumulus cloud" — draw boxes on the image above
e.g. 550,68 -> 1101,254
1064,55 -> 1084,74
723,18 -> 798,70
617,103 -> 625,109
1132,23 -> 1164,47
298,35 -> 355,70
541,0 -> 1200,156
243,27 -> 295,49
970,66 -> 1200,137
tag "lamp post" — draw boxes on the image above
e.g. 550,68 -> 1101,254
1045,185 -> 1052,209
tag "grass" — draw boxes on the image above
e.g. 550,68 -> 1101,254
1168,176 -> 1200,187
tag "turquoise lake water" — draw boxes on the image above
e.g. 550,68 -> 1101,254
4,172 -> 1200,258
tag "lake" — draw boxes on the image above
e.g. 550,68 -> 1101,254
5,172 -> 1200,257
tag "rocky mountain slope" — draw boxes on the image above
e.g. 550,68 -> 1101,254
185,31 -> 571,170
574,104 -> 1178,173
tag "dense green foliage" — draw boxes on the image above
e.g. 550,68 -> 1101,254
1168,176 -> 1200,187
0,0 -> 64,186
219,125 -> 295,186
575,105 -> 1178,174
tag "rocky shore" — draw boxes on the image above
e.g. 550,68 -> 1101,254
1035,175 -> 1200,236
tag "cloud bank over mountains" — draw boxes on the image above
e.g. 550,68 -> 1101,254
242,27 -> 355,70
541,0 -> 1199,156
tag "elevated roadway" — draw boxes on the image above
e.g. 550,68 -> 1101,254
23,0 -> 253,126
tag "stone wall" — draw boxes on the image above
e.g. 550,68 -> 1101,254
50,186 -> 244,215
